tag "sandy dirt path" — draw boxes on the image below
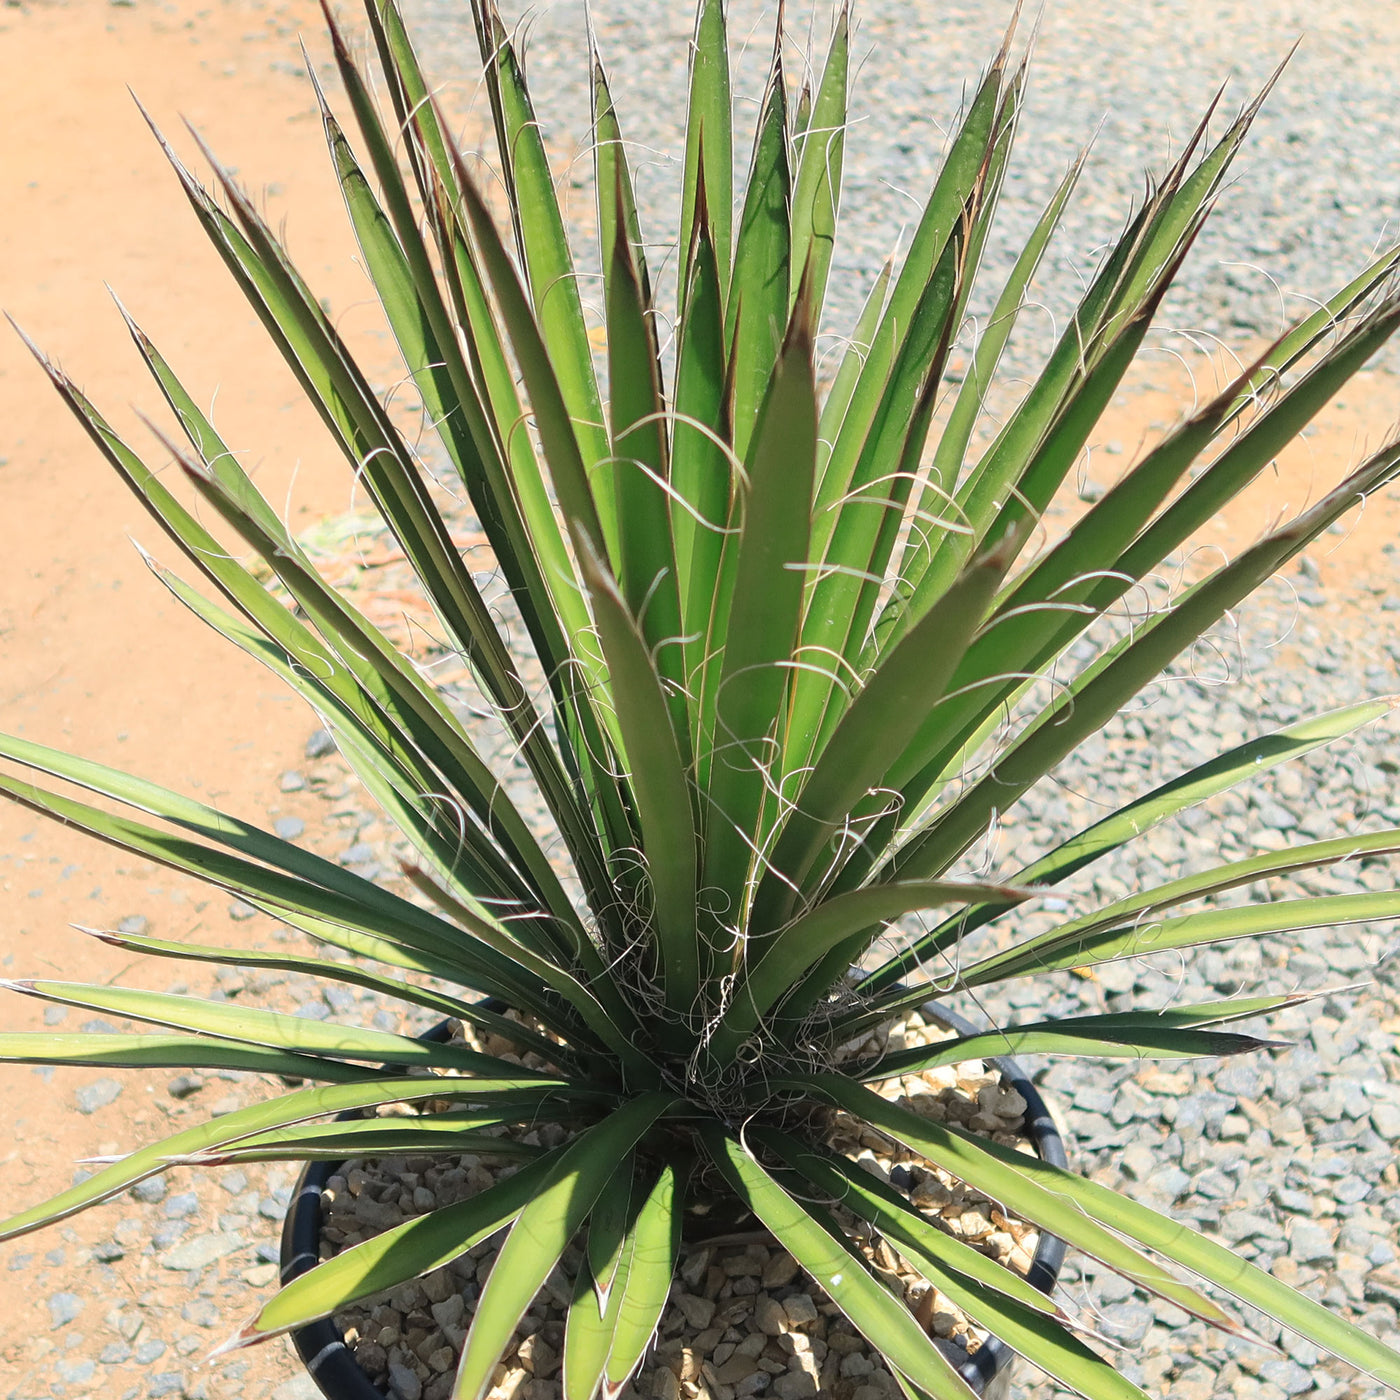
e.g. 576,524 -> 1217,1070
0,0 -> 399,1391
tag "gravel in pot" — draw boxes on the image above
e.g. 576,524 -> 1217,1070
282,1007 -> 1066,1400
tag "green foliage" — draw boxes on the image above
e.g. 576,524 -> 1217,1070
3,1 -> 1400,1395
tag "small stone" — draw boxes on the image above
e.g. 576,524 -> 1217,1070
772,1372 -> 817,1399
164,1192 -> 199,1220
762,1252 -> 799,1289
167,1073 -> 205,1099
116,914 -> 149,935
1218,1113 -> 1251,1141
100,1341 -> 133,1364
389,1360 -> 424,1400
47,1292 -> 84,1328
243,1262 -> 278,1287
1288,1221 -> 1334,1265
135,1337 -> 169,1364
56,1359 -> 97,1385
305,728 -> 337,758
716,1356 -> 761,1386
75,1077 -> 123,1114
152,1220 -> 188,1251
274,816 -> 306,841
977,1084 -> 1027,1119
518,1333 -> 558,1377
160,1231 -> 245,1271
675,1293 -> 716,1330
755,1296 -> 787,1336
430,1295 -> 466,1332
132,1175 -> 168,1203
781,1295 -> 818,1328
1259,1359 -> 1315,1395
279,769 -> 308,792
1100,1301 -> 1153,1346
92,1239 -> 125,1262
227,899 -> 258,921
272,1377 -> 322,1400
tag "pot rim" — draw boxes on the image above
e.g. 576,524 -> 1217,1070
280,1001 -> 1067,1399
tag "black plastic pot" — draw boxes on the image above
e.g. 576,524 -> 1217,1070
278,1016 -> 460,1400
281,1004 -> 1065,1400
916,1000 -> 1067,1398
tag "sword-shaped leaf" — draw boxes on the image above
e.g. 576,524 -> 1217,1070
886,436 -> 1400,882
453,1095 -> 677,1400
678,0 -> 732,309
602,1162 -> 684,1395
727,41 -> 791,460
813,55 -> 1004,534
83,925 -> 569,1065
855,1004 -> 1298,1080
759,1132 -> 1063,1321
602,172 -> 689,747
1,979 -> 548,1079
860,699 -> 1391,995
950,1114 -> 1400,1388
564,1233 -> 633,1400
964,890 -> 1400,988
0,1076 -> 567,1240
788,3 -> 848,317
697,292 -> 818,929
171,1113 -> 543,1166
234,1148 -> 560,1346
671,179 -> 732,733
766,1134 -> 1150,1400
0,1033 -> 379,1083
701,1125 -> 979,1400
469,1 -> 610,513
577,541 -> 699,1013
791,1075 -> 1240,1331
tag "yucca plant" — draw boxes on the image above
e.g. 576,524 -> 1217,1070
3,0 -> 1400,1396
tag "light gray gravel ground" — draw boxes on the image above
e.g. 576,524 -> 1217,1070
6,4 -> 1400,1399
403,0 -> 1400,379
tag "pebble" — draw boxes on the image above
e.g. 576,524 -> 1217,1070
130,1175 -> 168,1204
273,815 -> 306,841
271,1377 -> 322,1400
160,1231 -> 246,1271
74,1077 -> 123,1114
46,1293 -> 84,1328
389,1360 -> 423,1400
271,1377 -> 320,1400
304,727 -> 337,758
166,1072 -> 205,1099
